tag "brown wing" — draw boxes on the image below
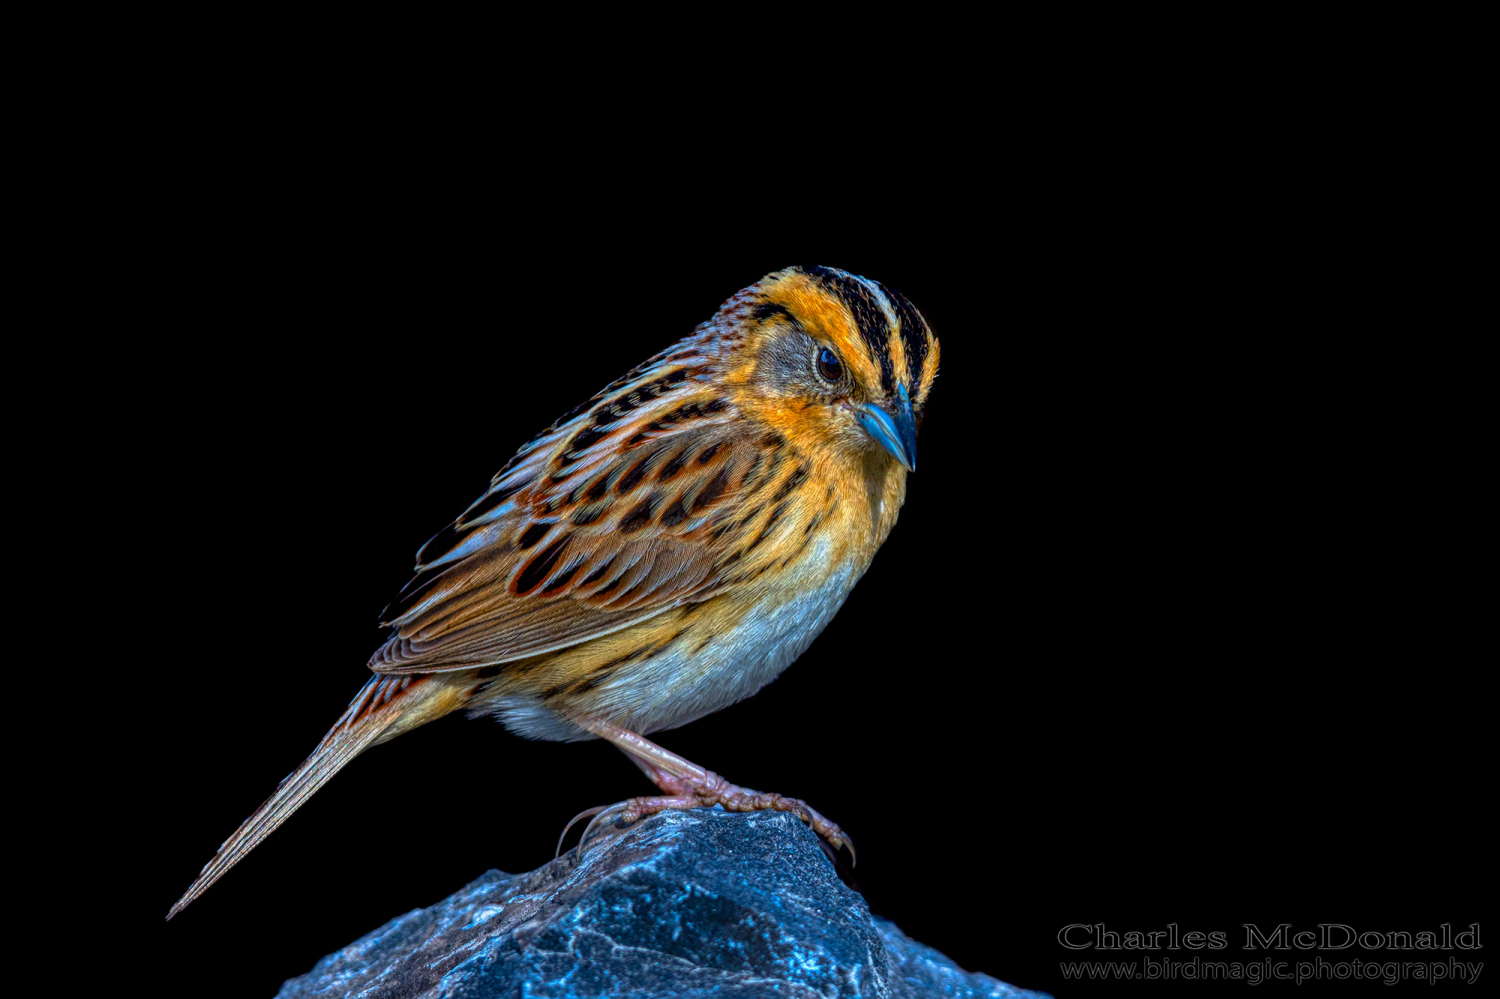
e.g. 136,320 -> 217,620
369,343 -> 769,673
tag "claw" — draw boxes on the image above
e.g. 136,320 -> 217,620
556,805 -> 609,858
578,802 -> 628,849
767,795 -> 853,867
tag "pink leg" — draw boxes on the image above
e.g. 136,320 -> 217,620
557,717 -> 855,864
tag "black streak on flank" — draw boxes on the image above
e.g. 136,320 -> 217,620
569,672 -> 607,695
886,288 -> 931,391
594,643 -> 653,674
619,495 -> 659,534
800,265 -> 896,396
782,531 -> 816,567
515,537 -> 571,594
572,631 -> 684,694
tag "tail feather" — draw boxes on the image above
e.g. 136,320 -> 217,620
167,673 -> 447,919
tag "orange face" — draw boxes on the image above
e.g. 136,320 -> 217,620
722,266 -> 940,472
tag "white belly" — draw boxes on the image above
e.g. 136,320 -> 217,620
626,559 -> 861,734
486,551 -> 861,741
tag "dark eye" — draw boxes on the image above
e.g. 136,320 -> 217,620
816,347 -> 843,382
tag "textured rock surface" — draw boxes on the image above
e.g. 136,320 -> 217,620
277,807 -> 1047,998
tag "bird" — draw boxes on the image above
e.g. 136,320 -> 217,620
168,264 -> 939,919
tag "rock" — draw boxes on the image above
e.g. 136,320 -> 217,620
276,807 -> 1047,998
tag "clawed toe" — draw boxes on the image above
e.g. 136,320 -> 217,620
718,789 -> 856,867
618,794 -> 701,825
556,805 -> 611,858
555,802 -> 639,858
798,806 -> 855,867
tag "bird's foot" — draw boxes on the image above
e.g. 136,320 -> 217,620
620,768 -> 855,863
555,718 -> 854,865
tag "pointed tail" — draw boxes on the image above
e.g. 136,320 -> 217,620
167,673 -> 462,919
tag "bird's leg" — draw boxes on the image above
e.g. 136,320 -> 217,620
571,716 -> 855,864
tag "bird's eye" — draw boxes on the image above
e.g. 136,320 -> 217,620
816,347 -> 843,382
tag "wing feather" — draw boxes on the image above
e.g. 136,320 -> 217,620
369,342 -> 767,674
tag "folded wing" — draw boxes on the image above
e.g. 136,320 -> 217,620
370,343 -> 776,673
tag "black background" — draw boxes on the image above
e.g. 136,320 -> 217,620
102,87 -> 1487,998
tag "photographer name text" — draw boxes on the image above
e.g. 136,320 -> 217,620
1058,923 -> 1481,952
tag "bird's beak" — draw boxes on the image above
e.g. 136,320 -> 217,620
854,386 -> 918,472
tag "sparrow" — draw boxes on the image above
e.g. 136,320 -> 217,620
169,265 -> 939,919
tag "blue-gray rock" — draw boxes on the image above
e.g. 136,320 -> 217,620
276,807 -> 1048,998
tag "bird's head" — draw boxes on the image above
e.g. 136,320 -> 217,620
721,265 -> 939,472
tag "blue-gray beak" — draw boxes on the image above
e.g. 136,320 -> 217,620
854,386 -> 918,472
